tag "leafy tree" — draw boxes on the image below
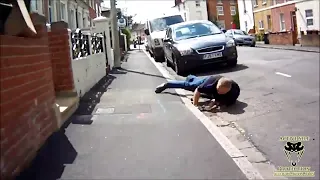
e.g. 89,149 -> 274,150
121,28 -> 132,49
209,15 -> 219,27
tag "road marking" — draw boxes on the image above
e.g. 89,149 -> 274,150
275,72 -> 291,77
157,99 -> 167,113
143,50 -> 264,180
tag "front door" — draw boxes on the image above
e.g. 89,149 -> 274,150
291,11 -> 298,44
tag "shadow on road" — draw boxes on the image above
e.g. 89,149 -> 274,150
194,64 -> 249,77
199,100 -> 248,115
16,74 -> 116,180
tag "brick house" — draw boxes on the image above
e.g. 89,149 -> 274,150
206,0 -> 238,29
173,0 -> 209,21
0,1 -> 104,179
29,0 -> 103,30
253,0 -> 299,45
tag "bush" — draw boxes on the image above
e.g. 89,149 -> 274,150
121,28 -> 132,50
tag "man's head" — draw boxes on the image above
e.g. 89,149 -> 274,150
216,77 -> 232,94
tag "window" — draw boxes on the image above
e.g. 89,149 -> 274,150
230,0 -> 236,4
48,0 -> 53,23
305,9 -> 313,26
173,21 -> 222,41
70,9 -> 75,29
258,20 -> 264,29
262,0 -> 267,5
253,0 -> 258,7
60,3 -> 66,21
183,2 -> 185,9
30,0 -> 44,15
279,13 -> 285,31
273,0 -> 277,5
230,6 -> 236,15
195,0 -> 200,7
267,15 -> 271,30
217,0 -> 222,4
150,15 -> 184,32
217,6 -> 224,15
196,11 -> 202,20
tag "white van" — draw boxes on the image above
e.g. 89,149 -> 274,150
144,14 -> 184,62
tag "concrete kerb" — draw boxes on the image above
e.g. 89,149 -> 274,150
255,45 -> 320,53
142,50 -> 273,180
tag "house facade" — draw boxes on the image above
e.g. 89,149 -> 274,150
206,0 -> 238,29
295,0 -> 319,35
30,0 -> 102,30
252,0 -> 300,33
237,0 -> 254,33
174,0 -> 208,21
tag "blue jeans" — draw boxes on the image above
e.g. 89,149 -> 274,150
166,75 -> 209,92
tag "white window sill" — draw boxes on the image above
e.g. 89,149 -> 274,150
262,2 -> 267,5
30,10 -> 45,16
254,5 -> 258,8
259,28 -> 264,30
218,14 -> 224,16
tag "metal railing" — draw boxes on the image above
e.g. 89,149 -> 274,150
70,28 -> 104,59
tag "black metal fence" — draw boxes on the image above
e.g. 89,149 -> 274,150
70,28 -> 104,59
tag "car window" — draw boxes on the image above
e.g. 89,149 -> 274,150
233,30 -> 246,35
149,15 -> 184,33
173,21 -> 222,41
225,30 -> 233,36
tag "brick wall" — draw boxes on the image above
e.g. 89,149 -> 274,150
269,31 -> 294,45
300,34 -> 320,47
48,22 -> 75,93
271,4 -> 295,32
0,27 -> 58,179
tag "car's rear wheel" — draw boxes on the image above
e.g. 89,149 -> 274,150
250,42 -> 256,47
227,58 -> 237,67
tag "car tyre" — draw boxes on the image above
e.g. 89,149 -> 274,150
173,56 -> 184,75
227,59 -> 237,67
250,43 -> 256,47
155,55 -> 164,62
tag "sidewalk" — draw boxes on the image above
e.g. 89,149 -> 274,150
16,50 -> 248,180
255,41 -> 320,53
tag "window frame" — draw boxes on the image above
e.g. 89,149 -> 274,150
217,6 -> 224,16
195,0 -> 200,7
279,13 -> 285,31
258,20 -> 264,29
305,9 -> 314,27
230,6 -> 236,16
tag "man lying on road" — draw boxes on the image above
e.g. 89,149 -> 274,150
155,75 -> 240,110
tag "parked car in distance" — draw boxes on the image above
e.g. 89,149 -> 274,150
163,20 -> 238,75
225,29 -> 256,47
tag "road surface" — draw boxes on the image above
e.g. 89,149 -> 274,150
162,46 -> 320,179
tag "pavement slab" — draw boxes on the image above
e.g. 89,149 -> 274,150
16,50 -> 248,180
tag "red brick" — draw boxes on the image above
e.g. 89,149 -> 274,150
0,54 -> 51,68
0,47 -> 49,57
0,68 -> 51,90
0,35 -> 47,47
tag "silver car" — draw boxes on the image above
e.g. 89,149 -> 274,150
225,29 -> 256,47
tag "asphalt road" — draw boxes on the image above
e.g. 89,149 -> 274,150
163,46 -> 320,179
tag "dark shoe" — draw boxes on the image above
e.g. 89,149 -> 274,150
155,83 -> 167,93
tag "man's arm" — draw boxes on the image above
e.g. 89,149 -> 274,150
193,88 -> 201,106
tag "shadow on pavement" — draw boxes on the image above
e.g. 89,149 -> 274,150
74,74 -> 116,116
15,129 -> 77,180
16,74 -> 116,180
118,67 -> 167,80
194,64 -> 249,77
